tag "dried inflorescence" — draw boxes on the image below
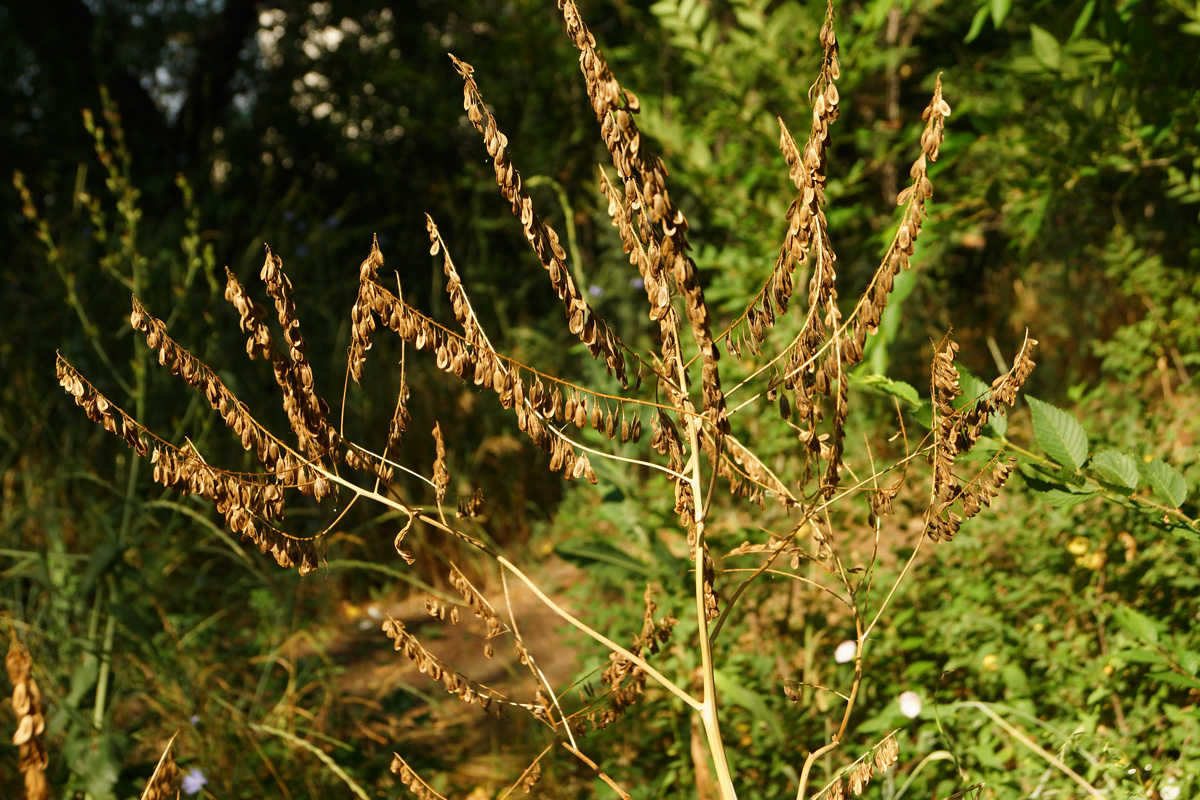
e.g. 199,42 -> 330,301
559,0 -> 728,435
350,255 -> 654,487
59,318 -> 326,576
57,353 -> 149,457
225,248 -> 339,463
815,734 -> 900,800
381,616 -> 506,714
7,636 -> 49,800
730,0 -> 841,355
390,753 -> 449,800
584,586 -> 677,730
926,332 -> 1036,541
448,563 -> 508,659
450,55 -> 629,387
50,4 -> 1045,795
140,735 -> 181,800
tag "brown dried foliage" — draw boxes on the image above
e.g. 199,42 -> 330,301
7,636 -> 49,800
139,734 -> 180,800
584,586 -> 678,730
450,55 -> 629,387
559,0 -> 729,434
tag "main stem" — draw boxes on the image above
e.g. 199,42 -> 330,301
677,362 -> 737,800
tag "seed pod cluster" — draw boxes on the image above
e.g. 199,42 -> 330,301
390,753 -> 449,800
926,332 -> 1036,542
450,55 -> 629,387
381,616 -> 504,714
730,0 -> 841,356
140,735 -> 181,800
355,272 -> 647,487
7,637 -> 49,800
449,564 -> 506,659
585,587 -> 677,731
560,0 -> 728,435
225,255 -> 338,463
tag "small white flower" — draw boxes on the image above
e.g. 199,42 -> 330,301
1160,778 -> 1181,800
899,691 -> 922,719
834,640 -> 857,664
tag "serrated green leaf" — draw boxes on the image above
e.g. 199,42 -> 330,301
1021,470 -> 1096,506
1029,462 -> 1087,487
1090,450 -> 1139,490
1140,458 -> 1189,508
1154,672 -> 1200,691
1115,648 -> 1164,666
1112,605 -> 1160,645
1026,396 -> 1088,470
1030,24 -> 1062,70
1165,643 -> 1200,676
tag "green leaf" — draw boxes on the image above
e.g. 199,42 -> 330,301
1112,605 -> 1160,645
1090,450 -> 1139,490
909,399 -> 933,430
1026,396 -> 1089,471
554,539 -> 652,580
957,368 -> 991,410
991,0 -> 1011,28
1165,643 -> 1200,676
714,669 -> 786,745
1139,458 -> 1189,508
850,373 -> 919,406
1115,648 -> 1165,666
1069,0 -> 1095,42
1030,24 -> 1062,70
965,5 -> 989,43
1021,469 -> 1096,506
1155,672 -> 1200,691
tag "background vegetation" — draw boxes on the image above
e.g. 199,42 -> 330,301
3,0 -> 1198,798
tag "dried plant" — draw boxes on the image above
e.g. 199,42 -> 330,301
55,2 -> 1038,798
7,633 -> 49,800
139,732 -> 181,800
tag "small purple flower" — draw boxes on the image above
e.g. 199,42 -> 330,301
588,284 -> 603,298
284,211 -> 296,222
629,277 -> 644,290
182,767 -> 208,795
189,715 -> 200,727
325,215 -> 340,228
296,245 -> 310,257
